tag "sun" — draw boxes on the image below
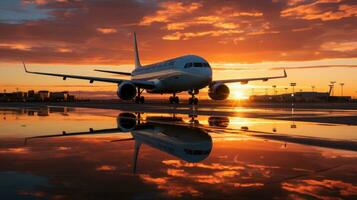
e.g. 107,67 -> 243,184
232,90 -> 249,100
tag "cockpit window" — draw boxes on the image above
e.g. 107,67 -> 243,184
193,63 -> 203,67
184,62 -> 210,68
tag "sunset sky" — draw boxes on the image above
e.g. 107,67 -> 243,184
0,0 -> 357,99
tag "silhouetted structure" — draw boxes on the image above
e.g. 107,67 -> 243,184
0,90 -> 76,102
250,91 -> 351,103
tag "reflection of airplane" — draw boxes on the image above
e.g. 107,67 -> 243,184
25,113 -> 212,173
23,32 -> 287,104
206,116 -> 357,152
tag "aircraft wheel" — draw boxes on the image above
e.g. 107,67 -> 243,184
193,98 -> 198,105
174,96 -> 179,104
139,96 -> 145,104
188,98 -> 193,104
135,96 -> 140,103
169,96 -> 174,104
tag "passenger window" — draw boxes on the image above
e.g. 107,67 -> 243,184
194,63 -> 203,67
203,63 -> 210,67
184,63 -> 192,68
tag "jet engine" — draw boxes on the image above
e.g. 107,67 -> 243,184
208,83 -> 230,100
117,81 -> 137,100
116,113 -> 137,132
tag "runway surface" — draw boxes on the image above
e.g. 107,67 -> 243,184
0,103 -> 356,199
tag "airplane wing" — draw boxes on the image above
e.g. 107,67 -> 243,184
23,62 -> 154,89
213,70 -> 287,84
94,69 -> 132,76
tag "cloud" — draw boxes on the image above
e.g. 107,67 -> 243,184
0,43 -> 32,51
139,1 -> 202,26
281,0 -> 357,21
321,41 -> 357,52
162,30 -> 244,40
0,0 -> 356,64
282,179 -> 357,199
96,27 -> 117,34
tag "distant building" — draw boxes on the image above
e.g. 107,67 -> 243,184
38,90 -> 50,101
50,91 -> 69,102
250,91 -> 351,103
0,90 -> 76,102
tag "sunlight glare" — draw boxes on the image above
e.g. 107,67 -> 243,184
232,90 -> 249,100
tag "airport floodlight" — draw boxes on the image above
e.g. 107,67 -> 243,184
340,83 -> 344,96
272,85 -> 277,95
290,83 -> 296,94
330,81 -> 336,96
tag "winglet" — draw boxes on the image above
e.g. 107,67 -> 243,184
283,69 -> 287,77
22,61 -> 29,73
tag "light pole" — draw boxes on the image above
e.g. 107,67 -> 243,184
311,85 -> 315,92
340,83 -> 344,96
290,83 -> 296,95
290,82 -> 296,105
330,81 -> 336,96
272,85 -> 277,95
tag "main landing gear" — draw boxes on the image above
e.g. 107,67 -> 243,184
134,88 -> 145,104
188,89 -> 199,105
169,93 -> 179,104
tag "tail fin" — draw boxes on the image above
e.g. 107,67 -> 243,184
133,32 -> 141,68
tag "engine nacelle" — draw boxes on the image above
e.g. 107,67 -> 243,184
208,83 -> 230,100
117,81 -> 137,100
116,113 -> 137,132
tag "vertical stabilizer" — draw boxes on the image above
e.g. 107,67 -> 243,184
133,32 -> 141,68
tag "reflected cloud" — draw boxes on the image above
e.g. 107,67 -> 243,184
96,165 -> 117,172
1,107 -> 357,199
282,179 -> 357,199
139,174 -> 201,197
0,147 -> 29,154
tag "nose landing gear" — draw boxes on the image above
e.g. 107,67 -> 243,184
169,93 -> 179,104
188,89 -> 199,105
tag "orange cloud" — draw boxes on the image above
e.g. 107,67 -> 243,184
162,30 -> 243,40
0,43 -> 32,51
96,27 -> 117,34
139,1 -> 202,26
281,0 -> 357,21
321,41 -> 357,52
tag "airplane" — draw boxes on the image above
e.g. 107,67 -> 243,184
25,112 -> 212,173
23,32 -> 287,104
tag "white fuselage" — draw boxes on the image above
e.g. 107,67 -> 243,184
131,55 -> 212,93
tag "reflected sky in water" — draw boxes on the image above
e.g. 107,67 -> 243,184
0,107 -> 356,199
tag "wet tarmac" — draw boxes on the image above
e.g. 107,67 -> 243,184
0,105 -> 356,199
